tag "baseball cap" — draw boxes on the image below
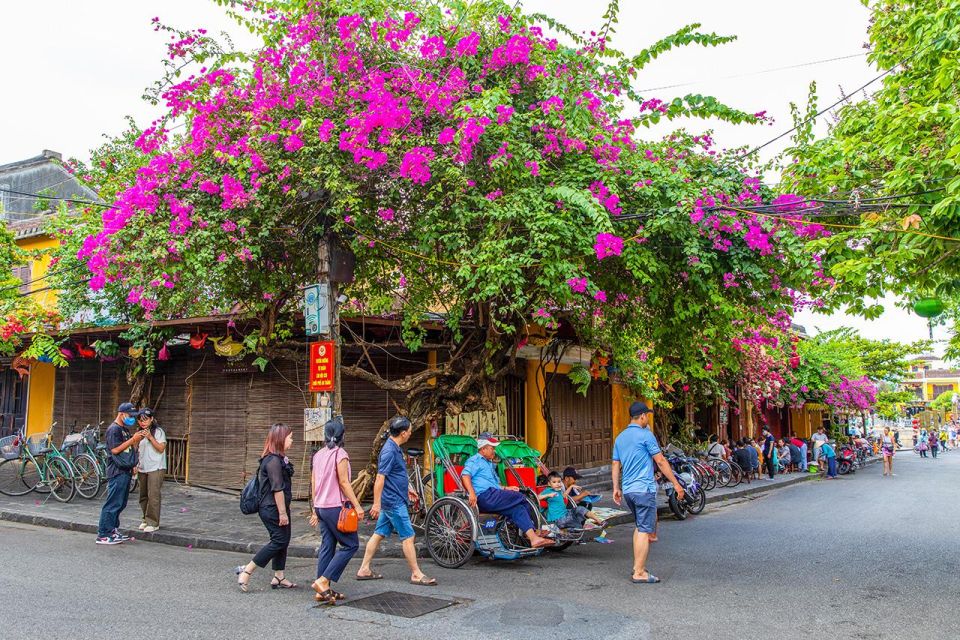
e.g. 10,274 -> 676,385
117,402 -> 140,416
562,466 -> 581,479
629,401 -> 653,417
477,433 -> 499,449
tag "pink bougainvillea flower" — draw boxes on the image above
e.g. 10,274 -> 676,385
594,233 -> 624,260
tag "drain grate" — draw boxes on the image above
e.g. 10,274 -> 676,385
343,590 -> 458,618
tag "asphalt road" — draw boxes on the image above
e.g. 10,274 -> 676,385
0,450 -> 952,640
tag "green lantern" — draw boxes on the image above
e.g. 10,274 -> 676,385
913,297 -> 945,318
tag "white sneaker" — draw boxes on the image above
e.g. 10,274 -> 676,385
138,522 -> 147,530
143,526 -> 159,533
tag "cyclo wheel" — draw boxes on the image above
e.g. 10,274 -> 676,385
71,454 -> 101,499
497,493 -> 540,550
0,458 -> 40,496
424,497 -> 475,569
45,457 -> 76,503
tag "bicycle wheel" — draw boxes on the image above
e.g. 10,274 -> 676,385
44,457 -> 76,502
700,463 -> 717,491
0,458 -> 40,496
711,460 -> 732,487
728,462 -> 743,486
71,454 -> 101,499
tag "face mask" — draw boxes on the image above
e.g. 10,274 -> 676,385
123,416 -> 137,426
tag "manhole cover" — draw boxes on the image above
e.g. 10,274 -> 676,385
342,591 -> 457,618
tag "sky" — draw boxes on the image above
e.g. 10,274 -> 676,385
0,0 -> 948,348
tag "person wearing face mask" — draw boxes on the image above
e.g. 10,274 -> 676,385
96,402 -> 146,545
135,408 -> 166,533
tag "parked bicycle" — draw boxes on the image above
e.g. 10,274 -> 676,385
0,428 -> 76,502
60,425 -> 103,500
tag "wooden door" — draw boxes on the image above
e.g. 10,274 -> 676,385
544,377 -> 612,470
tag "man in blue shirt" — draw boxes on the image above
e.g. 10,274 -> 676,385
356,416 -> 436,586
461,434 -> 554,549
612,401 -> 684,584
820,440 -> 838,479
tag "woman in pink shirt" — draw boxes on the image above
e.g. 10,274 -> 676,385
309,417 -> 364,604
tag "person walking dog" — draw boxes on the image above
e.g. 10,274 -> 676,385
309,417 -> 363,604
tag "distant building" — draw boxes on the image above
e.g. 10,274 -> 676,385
1,151 -> 97,436
901,354 -> 960,403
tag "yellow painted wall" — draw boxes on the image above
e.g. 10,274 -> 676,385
926,382 -> 957,402
16,234 -> 59,310
16,234 -> 59,437
25,362 -> 55,436
524,359 -> 573,454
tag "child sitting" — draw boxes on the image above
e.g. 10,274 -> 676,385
538,471 -> 604,531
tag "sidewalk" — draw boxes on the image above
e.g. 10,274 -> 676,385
0,462 -> 869,558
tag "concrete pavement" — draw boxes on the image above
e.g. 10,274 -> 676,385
0,449 -> 939,640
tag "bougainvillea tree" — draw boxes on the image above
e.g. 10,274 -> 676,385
62,0 -> 832,475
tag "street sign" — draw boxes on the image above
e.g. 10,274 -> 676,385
309,341 -> 335,392
303,283 -> 330,336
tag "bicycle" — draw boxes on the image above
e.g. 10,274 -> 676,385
60,426 -> 103,500
405,446 -> 433,532
0,429 -> 76,502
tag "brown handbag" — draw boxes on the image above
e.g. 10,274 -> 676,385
337,502 -> 358,533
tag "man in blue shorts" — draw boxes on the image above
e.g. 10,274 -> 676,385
461,434 -> 554,549
612,401 -> 684,584
356,416 -> 436,585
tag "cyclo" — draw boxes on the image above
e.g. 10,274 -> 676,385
420,434 -> 608,568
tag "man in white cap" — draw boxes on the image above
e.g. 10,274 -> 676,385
461,433 -> 554,549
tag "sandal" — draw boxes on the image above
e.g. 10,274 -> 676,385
235,566 -> 252,593
409,575 -> 437,586
271,577 -> 298,589
355,572 -> 383,581
313,589 -> 337,605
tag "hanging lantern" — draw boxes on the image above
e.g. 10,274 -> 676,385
913,297 -> 944,318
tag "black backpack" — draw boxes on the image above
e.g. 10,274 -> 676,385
240,459 -> 267,515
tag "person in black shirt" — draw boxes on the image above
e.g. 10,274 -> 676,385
761,427 -> 776,479
732,441 -> 752,485
96,402 -> 145,545
236,423 -> 297,592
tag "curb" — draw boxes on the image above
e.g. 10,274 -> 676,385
0,458 -> 877,558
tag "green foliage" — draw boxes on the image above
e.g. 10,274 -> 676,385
567,364 -> 593,396
875,389 -> 917,419
931,389 -> 956,412
782,0 -> 960,349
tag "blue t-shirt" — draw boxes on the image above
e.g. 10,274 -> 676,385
538,488 -> 567,522
820,442 -> 836,459
612,425 -> 661,494
377,438 -> 408,509
747,446 -> 759,468
461,453 -> 500,495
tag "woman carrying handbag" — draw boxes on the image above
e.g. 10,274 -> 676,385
309,417 -> 364,604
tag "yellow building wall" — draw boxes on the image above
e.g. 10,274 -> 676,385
16,234 -> 59,309
524,359 -> 572,454
26,362 -> 56,436
16,234 -> 59,437
926,382 -> 957,402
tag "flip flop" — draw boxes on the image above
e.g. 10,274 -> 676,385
355,572 -> 383,581
410,576 -> 438,586
632,574 -> 660,584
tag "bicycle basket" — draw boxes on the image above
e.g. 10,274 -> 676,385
0,435 -> 21,460
82,429 -> 98,447
25,433 -> 50,456
62,433 -> 84,457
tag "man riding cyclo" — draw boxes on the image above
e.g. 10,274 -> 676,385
460,433 -> 555,549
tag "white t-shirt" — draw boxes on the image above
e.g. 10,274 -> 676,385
138,427 -> 167,473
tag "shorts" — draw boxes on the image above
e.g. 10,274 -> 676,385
623,491 -> 657,534
374,504 -> 415,541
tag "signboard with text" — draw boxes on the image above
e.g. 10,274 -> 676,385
309,341 -> 335,392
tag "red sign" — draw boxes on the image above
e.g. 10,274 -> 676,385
309,341 -> 335,392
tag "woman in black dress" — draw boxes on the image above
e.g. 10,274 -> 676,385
236,423 -> 298,591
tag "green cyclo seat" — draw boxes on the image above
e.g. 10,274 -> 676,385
430,434 -> 478,497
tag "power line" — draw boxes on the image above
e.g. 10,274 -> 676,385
637,52 -> 868,93
741,35 -> 947,160
0,186 -> 112,210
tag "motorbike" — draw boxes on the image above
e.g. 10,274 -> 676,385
837,444 -> 857,475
